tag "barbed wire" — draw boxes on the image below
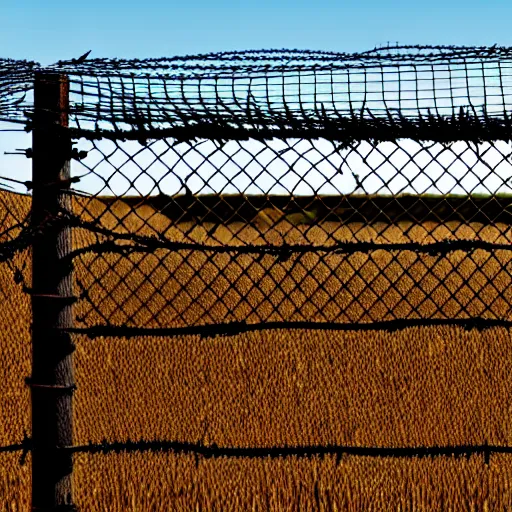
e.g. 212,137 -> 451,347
3,435 -> 504,466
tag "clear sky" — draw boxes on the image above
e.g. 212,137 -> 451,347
2,0 -> 512,196
1,0 -> 511,65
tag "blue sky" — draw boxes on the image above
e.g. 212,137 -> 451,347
2,0 -> 512,196
1,0 -> 511,65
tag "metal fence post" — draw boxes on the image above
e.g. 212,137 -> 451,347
30,72 -> 75,510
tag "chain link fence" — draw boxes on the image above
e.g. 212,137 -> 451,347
2,45 -> 512,509
47,46 -> 512,336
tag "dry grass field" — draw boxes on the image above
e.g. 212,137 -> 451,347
2,189 -> 512,510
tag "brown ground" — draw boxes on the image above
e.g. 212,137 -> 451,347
2,189 -> 512,510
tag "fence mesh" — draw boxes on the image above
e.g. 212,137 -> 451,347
66,137 -> 512,335
3,48 -> 512,477
0,46 -> 512,512
3,46 -> 512,336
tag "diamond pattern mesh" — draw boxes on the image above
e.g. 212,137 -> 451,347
62,137 -> 512,334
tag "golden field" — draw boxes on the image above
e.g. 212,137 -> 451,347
2,189 -> 512,510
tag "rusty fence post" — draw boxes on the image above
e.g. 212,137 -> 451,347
30,72 -> 75,510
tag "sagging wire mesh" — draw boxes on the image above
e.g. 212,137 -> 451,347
0,58 -> 38,124
56,46 -> 512,144
0,57 -> 40,289
4,45 -> 512,139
